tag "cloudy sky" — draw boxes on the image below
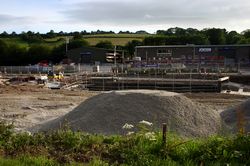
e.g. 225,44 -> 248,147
0,0 -> 250,33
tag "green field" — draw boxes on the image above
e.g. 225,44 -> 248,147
2,38 -> 29,48
0,34 -> 149,48
83,33 -> 149,46
83,33 -> 150,38
1,37 -> 65,48
84,37 -> 143,46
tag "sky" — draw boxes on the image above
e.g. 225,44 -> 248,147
0,0 -> 250,33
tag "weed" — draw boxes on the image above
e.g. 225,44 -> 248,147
0,121 -> 250,165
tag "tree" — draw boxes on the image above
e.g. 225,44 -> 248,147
20,31 -> 43,43
158,27 -> 186,36
68,39 -> 89,50
73,32 -> 83,40
119,31 -> 131,34
6,43 -> 28,65
135,30 -> 149,34
226,31 -> 242,44
0,31 -> 9,37
11,31 -> 17,37
143,36 -> 166,45
241,29 -> 250,39
203,28 -> 226,45
125,40 -> 143,56
58,31 -> 65,36
95,40 -> 113,49
186,28 -> 200,35
80,30 -> 89,35
28,44 -> 52,64
0,40 -> 9,65
51,44 -> 67,63
46,30 -> 56,38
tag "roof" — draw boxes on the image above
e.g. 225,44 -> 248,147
136,44 -> 250,49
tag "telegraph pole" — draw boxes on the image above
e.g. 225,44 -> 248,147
122,50 -> 124,74
114,45 -> 117,66
65,37 -> 69,53
114,45 -> 117,75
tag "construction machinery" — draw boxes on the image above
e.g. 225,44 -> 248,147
47,71 -> 64,80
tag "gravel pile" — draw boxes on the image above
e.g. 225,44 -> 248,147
221,99 -> 250,133
33,90 -> 221,137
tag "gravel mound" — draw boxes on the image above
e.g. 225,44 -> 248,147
221,99 -> 250,133
33,90 -> 221,137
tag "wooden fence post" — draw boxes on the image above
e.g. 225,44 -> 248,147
162,123 -> 167,145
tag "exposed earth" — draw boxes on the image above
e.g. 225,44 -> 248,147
0,84 -> 248,134
0,84 -> 98,132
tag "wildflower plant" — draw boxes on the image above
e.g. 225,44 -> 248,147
139,120 -> 153,126
144,132 -> 157,141
138,121 -> 156,141
122,123 -> 134,130
138,120 -> 153,133
121,121 -> 156,141
122,123 -> 134,136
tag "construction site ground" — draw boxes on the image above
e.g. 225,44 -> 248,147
0,84 -> 248,132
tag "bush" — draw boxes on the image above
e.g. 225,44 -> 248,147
0,121 -> 250,165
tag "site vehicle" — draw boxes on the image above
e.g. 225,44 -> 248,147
47,71 -> 64,80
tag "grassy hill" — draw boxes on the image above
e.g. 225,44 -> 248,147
0,34 -> 150,48
83,33 -> 149,46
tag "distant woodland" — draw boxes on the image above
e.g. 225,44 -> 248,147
1,27 -> 250,65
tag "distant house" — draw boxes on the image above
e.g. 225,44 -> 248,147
65,47 -> 123,64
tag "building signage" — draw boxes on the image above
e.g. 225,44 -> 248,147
199,48 -> 212,52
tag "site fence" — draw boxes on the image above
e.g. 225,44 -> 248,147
0,64 -> 235,92
83,72 -> 222,93
0,63 -> 248,75
0,64 -> 114,75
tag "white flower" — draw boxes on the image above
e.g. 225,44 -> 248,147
26,131 -> 32,136
126,131 -> 135,136
122,123 -> 134,129
139,120 -> 153,126
144,132 -> 156,141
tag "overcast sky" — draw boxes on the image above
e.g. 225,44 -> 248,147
1,0 -> 250,33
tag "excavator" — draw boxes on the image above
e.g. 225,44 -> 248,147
47,71 -> 64,80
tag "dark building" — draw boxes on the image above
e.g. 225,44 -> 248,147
66,47 -> 122,64
135,45 -> 250,67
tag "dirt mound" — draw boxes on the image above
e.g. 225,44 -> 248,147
33,90 -> 221,137
221,99 -> 250,133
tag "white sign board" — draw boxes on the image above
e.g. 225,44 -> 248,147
199,48 -> 212,52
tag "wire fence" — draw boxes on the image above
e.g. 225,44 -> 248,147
0,62 -> 247,75
0,64 -> 230,92
0,64 -> 113,75
83,72 -> 221,93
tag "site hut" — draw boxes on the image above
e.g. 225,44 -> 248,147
135,45 -> 250,71
65,46 -> 123,64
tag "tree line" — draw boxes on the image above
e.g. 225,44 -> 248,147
148,27 -> 250,45
0,33 -> 90,66
0,30 -> 149,39
1,27 -> 250,65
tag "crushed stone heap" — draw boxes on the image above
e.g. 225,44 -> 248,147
33,90 -> 221,137
221,99 -> 250,133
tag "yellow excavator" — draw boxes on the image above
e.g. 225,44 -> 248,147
48,71 -> 64,80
